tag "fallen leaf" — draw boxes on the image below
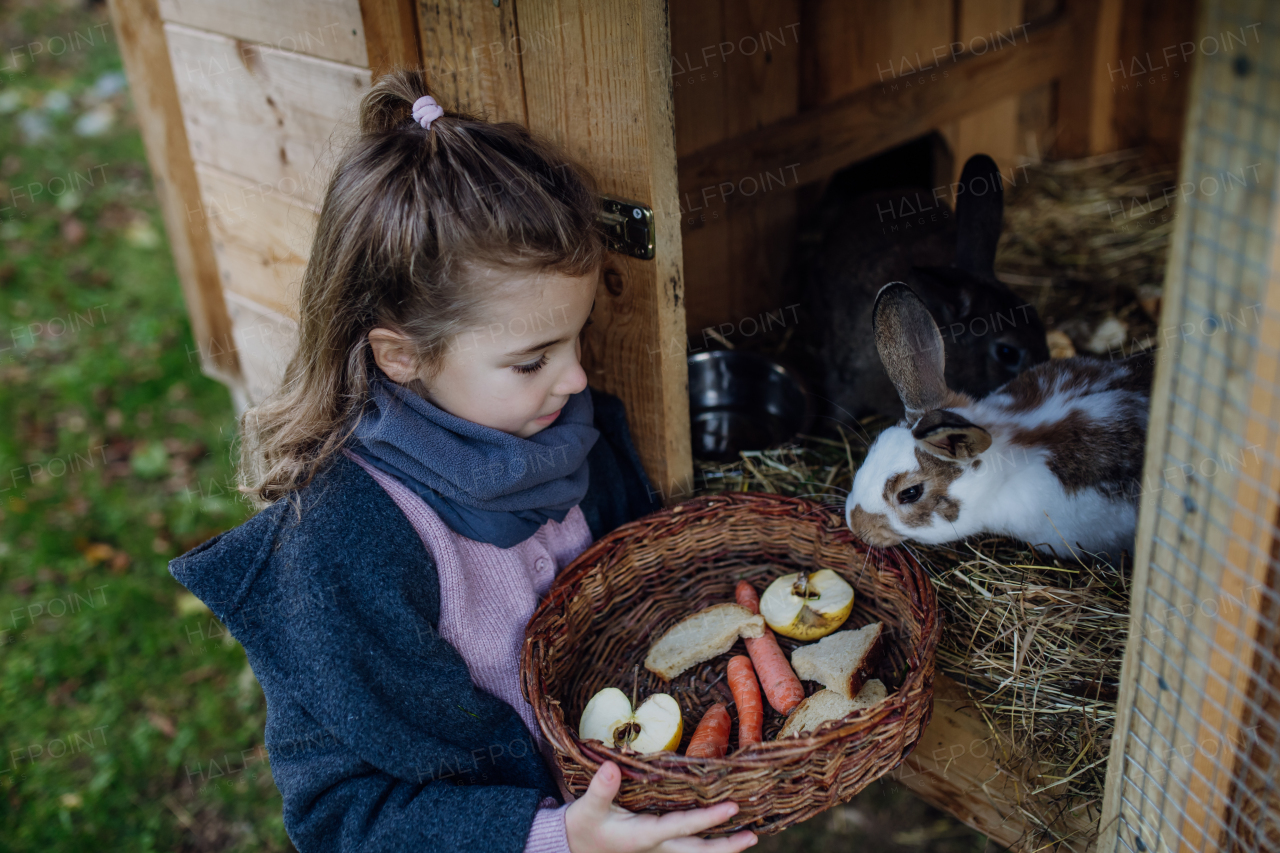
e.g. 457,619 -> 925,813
47,679 -> 80,708
146,711 -> 177,738
96,204 -> 135,230
60,217 -> 87,247
181,665 -> 218,684
82,542 -> 115,565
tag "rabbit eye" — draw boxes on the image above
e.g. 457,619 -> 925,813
897,484 -> 924,504
993,342 -> 1023,368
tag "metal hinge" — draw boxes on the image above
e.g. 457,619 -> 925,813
598,195 -> 655,260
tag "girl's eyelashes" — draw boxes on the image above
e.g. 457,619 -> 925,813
511,353 -> 549,375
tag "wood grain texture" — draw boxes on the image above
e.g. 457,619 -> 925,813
193,163 -> 317,319
360,0 -> 422,80
1181,166 -> 1280,853
1099,2 -> 1280,849
165,23 -> 370,208
678,14 -> 1074,210
417,0 -> 526,123
1225,519 -> 1280,851
670,0 -> 801,336
156,0 -> 369,66
951,0 -> 1023,183
517,0 -> 691,503
222,291 -> 299,405
1112,0 -> 1196,164
893,674 -> 1097,851
798,0 -> 953,108
106,0 -> 240,384
1055,0 -> 1123,156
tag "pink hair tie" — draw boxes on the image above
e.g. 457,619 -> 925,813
412,95 -> 444,130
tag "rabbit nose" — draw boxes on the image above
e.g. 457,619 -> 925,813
848,505 -> 902,548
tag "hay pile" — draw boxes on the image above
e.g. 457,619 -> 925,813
997,148 -> 1174,359
690,151 -> 1174,848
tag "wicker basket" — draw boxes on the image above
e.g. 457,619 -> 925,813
521,492 -> 941,835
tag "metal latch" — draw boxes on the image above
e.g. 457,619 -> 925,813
598,195 -> 655,260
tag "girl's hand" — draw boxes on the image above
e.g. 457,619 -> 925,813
564,761 -> 758,853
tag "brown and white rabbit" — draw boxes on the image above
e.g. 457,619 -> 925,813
804,153 -> 1050,422
845,282 -> 1154,562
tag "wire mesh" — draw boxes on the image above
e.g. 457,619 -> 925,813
1103,0 -> 1280,850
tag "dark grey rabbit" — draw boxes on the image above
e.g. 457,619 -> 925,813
803,154 -> 1050,422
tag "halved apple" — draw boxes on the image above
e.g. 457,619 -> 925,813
579,688 -> 683,754
759,569 -> 854,641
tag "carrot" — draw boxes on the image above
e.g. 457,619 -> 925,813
734,580 -> 762,614
734,581 -> 806,715
684,703 -> 731,758
727,655 -> 764,748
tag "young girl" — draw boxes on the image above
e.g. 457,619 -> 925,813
170,69 -> 758,853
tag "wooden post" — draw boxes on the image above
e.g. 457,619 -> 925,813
1189,263 -> 1280,851
360,0 -> 422,80
1054,0 -> 1123,157
107,0 -> 241,386
517,0 -> 692,505
417,0 -> 527,124
1100,2 -> 1280,850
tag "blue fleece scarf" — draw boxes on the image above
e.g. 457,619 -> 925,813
348,375 -> 599,548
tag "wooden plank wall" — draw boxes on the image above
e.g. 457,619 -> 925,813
106,0 -> 240,388
674,0 -> 1129,336
1112,0 -> 1198,163
669,0 -> 801,360
140,1 -> 376,400
136,0 -> 419,403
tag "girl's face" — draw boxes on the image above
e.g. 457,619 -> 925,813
369,267 -> 598,438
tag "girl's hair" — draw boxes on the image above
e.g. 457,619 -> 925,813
239,67 -> 606,505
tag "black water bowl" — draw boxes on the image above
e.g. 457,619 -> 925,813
688,350 -> 811,462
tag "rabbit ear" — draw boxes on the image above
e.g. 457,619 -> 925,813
954,154 -> 1003,276
873,282 -> 948,420
912,409 -> 991,459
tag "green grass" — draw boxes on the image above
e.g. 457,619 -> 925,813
0,3 -> 289,850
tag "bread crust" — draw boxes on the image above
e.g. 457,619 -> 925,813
644,603 -> 766,680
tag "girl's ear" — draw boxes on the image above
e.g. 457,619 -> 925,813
368,328 -> 420,385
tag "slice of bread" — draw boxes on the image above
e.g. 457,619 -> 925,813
789,621 -> 884,699
644,604 -> 766,680
777,679 -> 889,738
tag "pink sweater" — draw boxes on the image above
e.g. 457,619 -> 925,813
348,452 -> 587,853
